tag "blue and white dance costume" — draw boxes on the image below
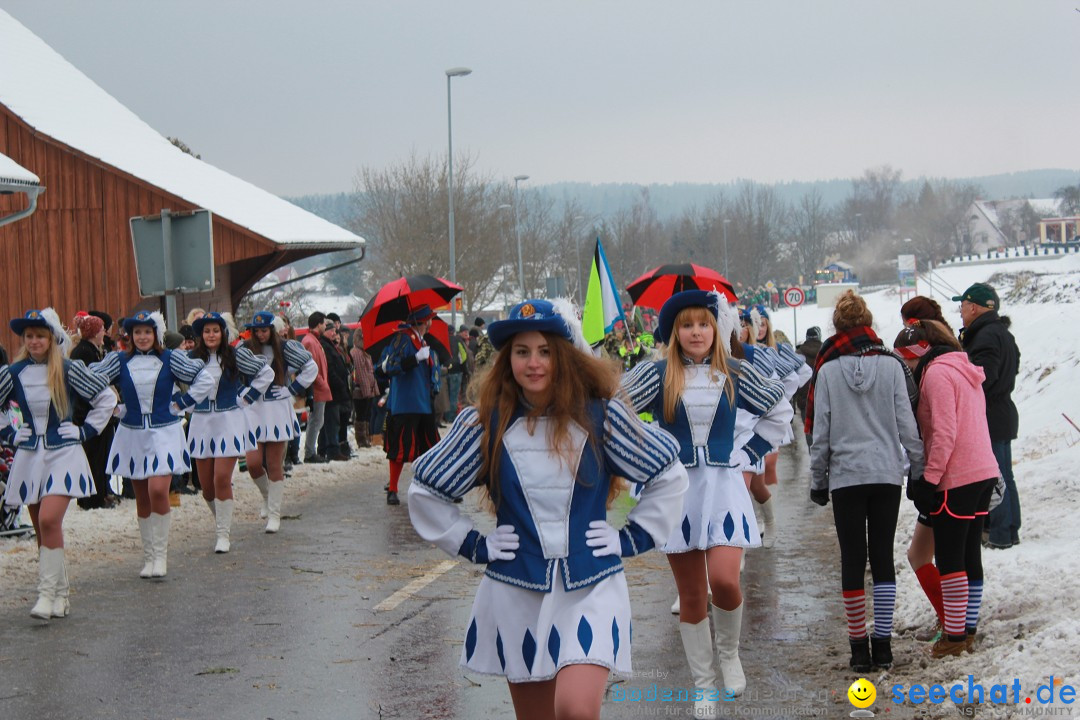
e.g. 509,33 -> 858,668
92,342 -> 215,479
187,344 -> 273,460
242,337 -> 317,446
409,400 -> 687,682
622,355 -> 790,552
0,355 -> 115,508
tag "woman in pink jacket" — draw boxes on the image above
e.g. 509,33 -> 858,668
894,319 -> 1000,658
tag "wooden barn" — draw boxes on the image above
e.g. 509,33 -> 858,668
0,10 -> 363,351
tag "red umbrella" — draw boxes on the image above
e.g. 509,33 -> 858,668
626,263 -> 737,309
359,274 -> 462,350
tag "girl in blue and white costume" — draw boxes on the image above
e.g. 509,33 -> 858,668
408,299 -> 688,720
187,312 -> 273,553
241,311 -> 317,533
621,291 -> 790,714
1,308 -> 115,620
740,306 -> 811,548
91,310 -> 216,578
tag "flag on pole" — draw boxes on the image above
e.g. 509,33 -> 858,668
582,237 -> 626,346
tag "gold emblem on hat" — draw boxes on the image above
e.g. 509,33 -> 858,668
519,303 -> 536,318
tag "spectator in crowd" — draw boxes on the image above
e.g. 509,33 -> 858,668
301,312 -> 332,464
793,326 -> 822,423
69,313 -> 117,510
317,322 -> 350,462
88,310 -> 115,353
350,327 -> 379,448
473,316 -> 495,368
953,283 -> 1021,550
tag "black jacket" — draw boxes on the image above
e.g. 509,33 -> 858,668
319,337 -> 351,402
961,311 -> 1020,441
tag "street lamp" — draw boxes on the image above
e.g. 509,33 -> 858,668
445,66 -> 472,329
854,212 -> 862,245
513,174 -> 529,299
722,218 -> 731,278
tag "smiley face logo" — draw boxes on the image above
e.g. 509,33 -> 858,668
847,678 -> 876,708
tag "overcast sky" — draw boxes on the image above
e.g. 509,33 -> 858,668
5,1 -> 1080,197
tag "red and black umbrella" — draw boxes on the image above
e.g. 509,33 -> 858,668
626,263 -> 737,309
360,274 -> 462,354
363,316 -> 451,362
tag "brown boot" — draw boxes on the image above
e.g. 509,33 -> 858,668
930,635 -> 967,658
964,631 -> 977,653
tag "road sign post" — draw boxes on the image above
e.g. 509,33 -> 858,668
784,286 -> 805,345
131,209 -> 215,332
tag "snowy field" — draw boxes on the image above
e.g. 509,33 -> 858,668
2,252 -> 1078,715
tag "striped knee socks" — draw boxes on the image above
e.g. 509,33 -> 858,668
966,579 -> 984,634
843,590 -> 866,639
872,582 -> 896,638
940,571 -> 969,638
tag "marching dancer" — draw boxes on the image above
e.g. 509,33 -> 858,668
187,312 -> 273,552
91,311 -> 216,577
622,291 -> 790,714
1,309 -> 116,619
241,311 -> 317,532
408,299 -> 687,720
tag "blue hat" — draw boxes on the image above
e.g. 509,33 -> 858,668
245,311 -> 276,329
122,310 -> 166,344
754,304 -> 770,319
487,299 -> 573,350
406,305 -> 435,325
656,290 -> 719,345
192,312 -> 228,340
10,309 -> 53,336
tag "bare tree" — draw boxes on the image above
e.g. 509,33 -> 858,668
788,188 -> 833,283
729,183 -> 787,287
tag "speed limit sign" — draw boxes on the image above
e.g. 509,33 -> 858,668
784,286 -> 805,307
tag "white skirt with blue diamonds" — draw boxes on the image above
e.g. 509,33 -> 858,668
663,453 -> 760,552
4,443 -> 95,507
188,407 -> 251,459
461,564 -> 632,683
108,422 -> 191,479
243,395 -> 301,445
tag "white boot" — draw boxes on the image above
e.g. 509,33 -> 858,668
31,547 -> 64,620
265,480 -> 284,533
251,473 -> 270,519
137,516 -> 154,578
151,512 -> 170,577
214,498 -> 233,553
53,550 -> 70,618
204,496 -> 216,518
711,603 -> 746,697
760,496 -> 777,549
679,618 -> 718,717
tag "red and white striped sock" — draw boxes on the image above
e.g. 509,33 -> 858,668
843,590 -> 866,639
940,571 -> 969,638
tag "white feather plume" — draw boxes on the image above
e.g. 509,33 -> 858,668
272,315 -> 286,334
712,292 -> 739,343
749,306 -> 763,336
39,307 -> 72,354
148,311 -> 167,346
549,297 -> 592,354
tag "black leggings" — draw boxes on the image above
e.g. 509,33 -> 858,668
932,479 -> 995,579
831,484 -> 901,591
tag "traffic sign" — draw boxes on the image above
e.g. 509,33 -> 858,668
784,286 -> 805,307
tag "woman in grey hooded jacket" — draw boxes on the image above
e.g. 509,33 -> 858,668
806,291 -> 924,673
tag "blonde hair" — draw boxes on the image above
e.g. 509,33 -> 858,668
663,306 -> 734,423
184,308 -> 206,326
832,290 -> 873,332
759,316 -> 777,349
15,328 -> 70,418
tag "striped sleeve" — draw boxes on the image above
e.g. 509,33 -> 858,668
775,343 -> 805,376
731,358 -> 793,460
89,351 -> 122,383
751,346 -> 777,377
283,339 -> 313,372
235,346 -> 268,377
620,360 -> 662,414
732,358 -> 785,416
68,359 -> 110,400
411,406 -> 485,501
602,398 -> 680,484
285,340 -> 318,394
0,366 -> 12,439
168,349 -> 206,384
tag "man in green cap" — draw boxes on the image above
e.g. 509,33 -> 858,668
953,282 -> 1021,549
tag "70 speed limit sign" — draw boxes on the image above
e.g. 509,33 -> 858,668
784,286 -> 805,307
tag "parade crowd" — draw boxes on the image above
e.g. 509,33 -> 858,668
0,278 -> 1020,720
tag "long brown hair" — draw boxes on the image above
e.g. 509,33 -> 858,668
663,306 -> 734,423
15,328 -> 70,418
244,328 -> 286,385
473,332 -> 622,510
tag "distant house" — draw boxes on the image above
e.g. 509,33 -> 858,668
818,261 -> 857,284
0,10 -> 363,348
964,198 -> 1063,253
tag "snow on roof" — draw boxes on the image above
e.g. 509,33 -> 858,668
974,199 -> 999,227
0,150 -> 39,186
1027,197 -> 1063,217
0,10 -> 361,249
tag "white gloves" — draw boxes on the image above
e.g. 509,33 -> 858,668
237,387 -> 257,407
267,385 -> 290,402
113,403 -> 126,418
169,402 -> 182,416
14,425 -> 33,444
415,346 -> 431,363
585,520 -> 622,558
485,525 -> 520,562
729,448 -> 752,472
57,421 -> 83,441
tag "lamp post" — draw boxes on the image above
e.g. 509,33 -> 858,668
854,212 -> 862,245
445,66 -> 472,329
513,174 -> 529,299
722,218 -> 731,278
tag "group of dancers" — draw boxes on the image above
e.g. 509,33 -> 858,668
1,307 -> 316,620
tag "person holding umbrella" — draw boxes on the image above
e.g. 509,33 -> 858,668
379,305 -> 441,506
